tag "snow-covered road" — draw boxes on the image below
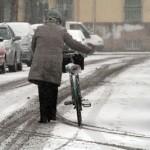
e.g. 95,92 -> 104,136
0,52 -> 150,150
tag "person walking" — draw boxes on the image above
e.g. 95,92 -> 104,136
28,9 -> 93,123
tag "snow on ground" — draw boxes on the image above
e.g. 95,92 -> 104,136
0,53 -> 150,149
1,53 -> 115,121
57,58 -> 150,149
81,59 -> 150,148
0,84 -> 37,121
60,53 -> 132,89
0,65 -> 29,85
0,53 -> 118,85
96,60 -> 150,136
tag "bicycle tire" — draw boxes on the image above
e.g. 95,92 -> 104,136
72,75 -> 82,126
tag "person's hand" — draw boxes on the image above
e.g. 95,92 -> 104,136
87,43 -> 95,54
87,43 -> 94,50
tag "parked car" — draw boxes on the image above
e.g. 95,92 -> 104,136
0,23 -> 22,73
0,39 -> 6,73
31,23 -> 43,31
62,30 -> 86,73
66,21 -> 104,51
7,22 -> 34,66
66,29 -> 88,57
67,29 -> 86,45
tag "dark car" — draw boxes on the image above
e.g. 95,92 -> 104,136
0,23 -> 22,73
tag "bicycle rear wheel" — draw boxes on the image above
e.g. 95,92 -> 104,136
72,75 -> 82,126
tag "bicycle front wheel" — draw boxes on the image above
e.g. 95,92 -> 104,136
72,75 -> 82,126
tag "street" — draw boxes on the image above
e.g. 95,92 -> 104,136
0,52 -> 150,150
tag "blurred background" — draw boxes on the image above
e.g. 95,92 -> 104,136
0,0 -> 150,51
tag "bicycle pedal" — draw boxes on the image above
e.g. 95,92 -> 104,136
82,100 -> 91,107
64,101 -> 74,105
73,106 -> 82,111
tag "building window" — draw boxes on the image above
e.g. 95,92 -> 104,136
125,39 -> 142,50
125,0 -> 142,23
56,0 -> 73,20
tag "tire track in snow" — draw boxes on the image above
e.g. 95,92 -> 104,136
0,55 -> 127,94
0,55 -> 148,150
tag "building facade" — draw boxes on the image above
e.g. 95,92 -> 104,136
0,0 -> 48,23
48,0 -> 150,51
72,0 -> 150,51
0,0 -> 150,51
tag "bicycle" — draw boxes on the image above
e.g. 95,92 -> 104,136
64,51 -> 91,126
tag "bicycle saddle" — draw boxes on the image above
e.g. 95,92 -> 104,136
65,63 -> 81,74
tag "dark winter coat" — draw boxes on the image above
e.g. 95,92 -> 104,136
28,23 -> 91,86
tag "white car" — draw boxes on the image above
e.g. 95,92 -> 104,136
31,24 -> 43,31
66,21 -> 104,51
0,23 -> 22,73
7,22 -> 34,66
86,34 -> 104,50
67,29 -> 86,45
62,29 -> 86,72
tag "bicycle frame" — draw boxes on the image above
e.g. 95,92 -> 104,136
69,70 -> 82,126
65,52 -> 83,126
69,72 -> 82,109
64,52 -> 91,126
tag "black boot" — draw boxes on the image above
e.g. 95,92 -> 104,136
38,118 -> 48,123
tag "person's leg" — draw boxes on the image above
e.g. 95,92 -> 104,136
50,84 -> 58,119
38,82 -> 49,123
46,83 -> 58,120
38,82 -> 58,122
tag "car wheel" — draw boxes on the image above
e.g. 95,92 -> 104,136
1,62 -> 6,74
9,58 -> 17,72
27,61 -> 32,67
17,63 -> 22,71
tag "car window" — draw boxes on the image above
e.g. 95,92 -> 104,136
70,24 -> 90,38
68,30 -> 85,42
0,27 -> 11,40
8,26 -> 15,37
